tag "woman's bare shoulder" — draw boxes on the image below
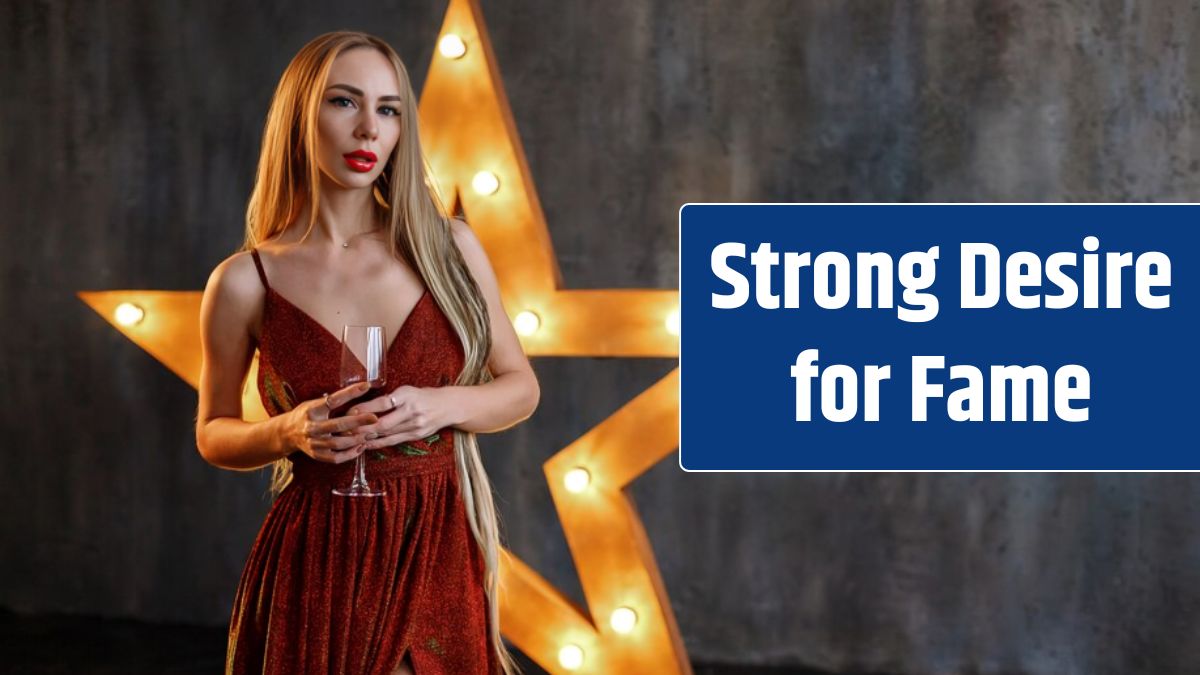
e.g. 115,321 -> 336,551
448,217 -> 503,295
202,250 -> 265,324
448,217 -> 481,256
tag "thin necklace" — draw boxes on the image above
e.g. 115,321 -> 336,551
338,228 -> 383,250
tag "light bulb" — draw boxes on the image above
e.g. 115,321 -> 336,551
558,643 -> 584,670
610,606 -> 638,634
665,308 -> 680,336
438,34 -> 467,59
513,310 -> 540,336
472,170 -> 500,196
563,467 -> 590,493
114,302 -> 145,326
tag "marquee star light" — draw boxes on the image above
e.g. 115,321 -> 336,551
79,0 -> 686,672
76,292 -> 271,420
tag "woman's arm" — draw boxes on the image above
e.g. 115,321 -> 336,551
441,218 -> 541,433
195,252 -> 293,469
195,253 -> 376,470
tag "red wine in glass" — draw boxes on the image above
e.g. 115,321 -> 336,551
329,385 -> 388,418
332,324 -> 387,497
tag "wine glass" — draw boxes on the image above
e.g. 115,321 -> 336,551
332,324 -> 387,497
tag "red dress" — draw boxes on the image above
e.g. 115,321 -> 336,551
225,248 -> 498,674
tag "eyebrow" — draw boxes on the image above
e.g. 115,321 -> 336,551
327,83 -> 402,102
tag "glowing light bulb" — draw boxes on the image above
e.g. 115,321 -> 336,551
472,170 -> 500,196
438,34 -> 467,59
513,310 -> 540,336
665,307 -> 680,336
563,467 -> 590,493
610,606 -> 638,634
114,302 -> 145,327
558,643 -> 584,670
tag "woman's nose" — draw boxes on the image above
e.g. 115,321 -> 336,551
356,110 -> 378,140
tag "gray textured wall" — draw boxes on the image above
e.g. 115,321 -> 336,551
4,1 -> 1200,673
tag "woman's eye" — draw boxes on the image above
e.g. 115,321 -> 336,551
329,97 -> 398,117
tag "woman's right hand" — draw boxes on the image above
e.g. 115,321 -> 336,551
281,382 -> 379,464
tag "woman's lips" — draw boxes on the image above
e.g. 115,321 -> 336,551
343,150 -> 377,173
344,156 -> 376,172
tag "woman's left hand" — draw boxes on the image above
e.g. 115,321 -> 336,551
346,385 -> 454,450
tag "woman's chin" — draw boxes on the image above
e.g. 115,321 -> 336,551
321,168 -> 378,191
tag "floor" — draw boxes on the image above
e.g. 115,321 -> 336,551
0,609 -> 857,674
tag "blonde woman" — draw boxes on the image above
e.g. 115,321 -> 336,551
195,31 -> 538,675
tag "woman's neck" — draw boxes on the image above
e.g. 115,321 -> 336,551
294,181 -> 382,247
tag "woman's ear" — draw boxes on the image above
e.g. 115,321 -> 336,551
375,159 -> 392,187
372,183 -> 390,209
372,162 -> 392,208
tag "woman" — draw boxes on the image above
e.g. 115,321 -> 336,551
195,31 -> 538,675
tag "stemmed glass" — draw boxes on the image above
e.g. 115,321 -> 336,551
332,325 -> 387,497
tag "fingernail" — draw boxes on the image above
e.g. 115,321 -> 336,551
347,408 -> 357,415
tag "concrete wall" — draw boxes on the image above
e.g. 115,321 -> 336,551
4,1 -> 1200,673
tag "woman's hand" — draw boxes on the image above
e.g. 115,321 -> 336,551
280,382 -> 379,464
346,385 -> 454,450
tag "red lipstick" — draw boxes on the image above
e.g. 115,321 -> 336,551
343,149 -> 377,172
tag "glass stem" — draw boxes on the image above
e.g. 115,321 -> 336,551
353,453 -> 369,488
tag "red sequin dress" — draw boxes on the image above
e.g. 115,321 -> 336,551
225,248 -> 499,674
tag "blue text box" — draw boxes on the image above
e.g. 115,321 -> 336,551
679,204 -> 1198,471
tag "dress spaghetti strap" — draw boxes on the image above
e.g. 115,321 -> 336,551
249,248 -> 271,291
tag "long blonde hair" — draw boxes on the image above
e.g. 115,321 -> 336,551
240,30 -> 517,674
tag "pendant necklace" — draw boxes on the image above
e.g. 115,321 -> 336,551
339,228 -> 383,250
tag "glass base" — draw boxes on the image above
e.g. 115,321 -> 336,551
332,484 -> 386,497
334,452 -> 385,497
